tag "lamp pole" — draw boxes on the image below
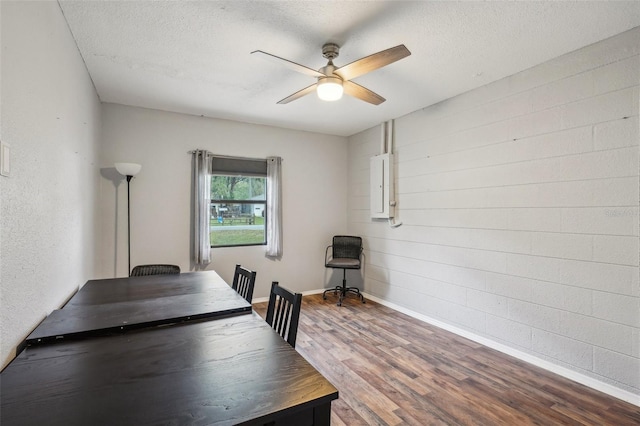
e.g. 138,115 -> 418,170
114,163 -> 142,277
126,174 -> 133,276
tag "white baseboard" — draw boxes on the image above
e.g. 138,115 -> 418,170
252,288 -> 324,305
360,292 -> 640,407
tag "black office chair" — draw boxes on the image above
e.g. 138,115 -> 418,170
323,235 -> 365,306
232,264 -> 257,303
130,264 -> 180,277
265,281 -> 302,348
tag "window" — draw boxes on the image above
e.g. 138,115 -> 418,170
209,156 -> 267,247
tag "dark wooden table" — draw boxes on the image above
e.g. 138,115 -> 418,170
25,271 -> 252,345
1,313 -> 338,425
64,270 -> 235,306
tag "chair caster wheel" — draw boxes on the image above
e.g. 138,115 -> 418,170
337,302 -> 342,307
323,296 -> 327,300
362,300 -> 366,304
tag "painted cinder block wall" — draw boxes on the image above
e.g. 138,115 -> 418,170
348,27 -> 640,400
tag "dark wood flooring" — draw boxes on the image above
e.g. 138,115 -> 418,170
253,293 -> 640,426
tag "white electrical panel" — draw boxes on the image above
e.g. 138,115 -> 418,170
370,153 -> 394,219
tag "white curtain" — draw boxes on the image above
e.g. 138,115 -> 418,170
192,150 -> 212,266
266,156 -> 282,258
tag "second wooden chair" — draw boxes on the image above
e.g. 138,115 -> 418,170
265,281 -> 302,348
232,264 -> 257,303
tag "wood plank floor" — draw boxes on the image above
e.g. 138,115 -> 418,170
253,294 -> 640,426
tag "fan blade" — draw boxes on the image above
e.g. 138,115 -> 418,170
251,50 -> 326,78
277,83 -> 318,104
334,44 -> 411,81
343,81 -> 385,105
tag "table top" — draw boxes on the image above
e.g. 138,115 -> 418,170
25,271 -> 252,345
2,313 -> 339,426
65,270 -> 231,306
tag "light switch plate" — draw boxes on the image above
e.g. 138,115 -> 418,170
1,141 -> 10,177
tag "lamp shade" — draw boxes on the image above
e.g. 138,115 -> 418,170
317,77 -> 343,101
115,162 -> 142,177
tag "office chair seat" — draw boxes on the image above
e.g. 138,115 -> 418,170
326,258 -> 360,268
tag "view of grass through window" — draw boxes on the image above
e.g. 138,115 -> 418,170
210,175 -> 266,247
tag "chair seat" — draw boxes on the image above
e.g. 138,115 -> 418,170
326,258 -> 360,269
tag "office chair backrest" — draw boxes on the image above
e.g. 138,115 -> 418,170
232,264 -> 257,303
332,235 -> 362,260
265,281 -> 303,348
130,264 -> 180,277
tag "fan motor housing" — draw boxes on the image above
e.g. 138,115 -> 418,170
322,43 -> 340,61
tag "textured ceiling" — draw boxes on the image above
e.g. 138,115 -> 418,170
58,1 -> 640,137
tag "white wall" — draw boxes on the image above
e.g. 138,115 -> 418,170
348,27 -> 640,400
99,103 -> 348,298
0,1 -> 101,369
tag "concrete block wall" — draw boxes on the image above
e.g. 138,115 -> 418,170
347,27 -> 640,398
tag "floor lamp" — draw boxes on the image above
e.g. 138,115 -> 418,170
115,162 -> 142,277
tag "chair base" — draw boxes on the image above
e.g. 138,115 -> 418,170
322,283 -> 365,307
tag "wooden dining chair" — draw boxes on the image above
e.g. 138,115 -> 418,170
130,264 -> 180,277
231,264 -> 257,303
265,281 -> 302,348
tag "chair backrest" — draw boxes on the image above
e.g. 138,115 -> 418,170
231,264 -> 257,303
332,235 -> 362,260
130,264 -> 180,277
265,281 -> 302,348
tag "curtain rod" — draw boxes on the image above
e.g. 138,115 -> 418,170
187,151 -> 280,162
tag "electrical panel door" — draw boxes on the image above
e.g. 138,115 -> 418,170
370,153 -> 394,219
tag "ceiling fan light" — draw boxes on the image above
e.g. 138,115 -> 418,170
317,77 -> 343,101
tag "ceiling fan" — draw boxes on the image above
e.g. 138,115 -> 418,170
251,43 -> 411,105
